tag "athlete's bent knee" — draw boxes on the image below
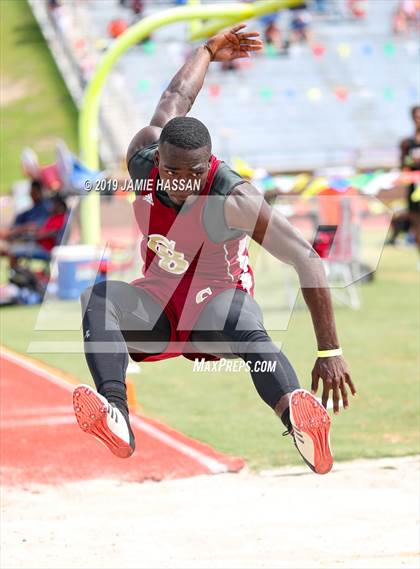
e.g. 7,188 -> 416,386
228,328 -> 273,356
80,280 -> 108,311
80,285 -> 94,311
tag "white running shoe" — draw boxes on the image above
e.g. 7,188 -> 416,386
289,389 -> 333,475
72,384 -> 135,458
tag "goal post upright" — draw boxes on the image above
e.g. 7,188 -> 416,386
79,0 -> 295,244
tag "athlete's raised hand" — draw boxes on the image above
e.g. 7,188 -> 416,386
311,355 -> 356,414
205,24 -> 263,62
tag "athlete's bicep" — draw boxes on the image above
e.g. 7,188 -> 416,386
225,183 -> 314,268
126,126 -> 162,166
224,183 -> 263,234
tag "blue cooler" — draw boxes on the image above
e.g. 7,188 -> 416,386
52,245 -> 107,300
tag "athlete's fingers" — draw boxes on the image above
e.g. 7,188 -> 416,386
240,37 -> 262,45
345,372 -> 357,395
321,382 -> 330,409
230,24 -> 247,33
240,44 -> 263,52
311,368 -> 320,394
241,44 -> 263,51
238,31 -> 261,39
332,382 -> 340,414
238,39 -> 263,47
339,378 -> 349,409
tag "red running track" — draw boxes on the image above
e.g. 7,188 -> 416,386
0,348 -> 244,486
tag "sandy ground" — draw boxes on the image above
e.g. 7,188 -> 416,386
1,456 -> 419,569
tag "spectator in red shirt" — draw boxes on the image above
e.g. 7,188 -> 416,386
36,195 -> 68,252
1,195 -> 68,269
0,180 -> 52,241
347,0 -> 367,19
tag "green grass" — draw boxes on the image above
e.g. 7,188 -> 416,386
1,244 -> 419,470
0,0 -> 78,195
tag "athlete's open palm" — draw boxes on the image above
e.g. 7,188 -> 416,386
206,24 -> 263,61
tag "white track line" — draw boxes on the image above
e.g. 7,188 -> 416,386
3,406 -> 73,417
129,415 -> 228,474
1,348 -> 230,474
1,416 -> 75,428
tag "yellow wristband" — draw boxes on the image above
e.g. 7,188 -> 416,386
317,348 -> 343,358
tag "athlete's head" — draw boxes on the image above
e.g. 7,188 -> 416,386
411,105 -> 420,130
155,117 -> 212,206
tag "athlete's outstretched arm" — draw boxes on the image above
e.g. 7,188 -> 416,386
126,24 -> 262,163
224,184 -> 356,414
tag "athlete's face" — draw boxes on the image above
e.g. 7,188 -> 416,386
155,142 -> 211,206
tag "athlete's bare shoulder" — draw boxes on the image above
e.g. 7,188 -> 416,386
126,126 -> 162,167
229,181 -> 260,198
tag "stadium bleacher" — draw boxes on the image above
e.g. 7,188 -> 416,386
34,0 -> 419,172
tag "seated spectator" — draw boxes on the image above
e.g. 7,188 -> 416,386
347,0 -> 367,19
47,0 -> 61,10
393,4 -> 408,34
131,0 -> 145,28
1,195 -> 68,269
35,195 -> 68,252
131,0 -> 144,16
393,0 -> 420,35
0,180 -> 52,242
264,20 -> 284,53
46,0 -> 66,32
128,0 -> 151,42
288,3 -> 313,44
402,0 -> 420,24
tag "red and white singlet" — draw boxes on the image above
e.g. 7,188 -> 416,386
128,144 -> 254,361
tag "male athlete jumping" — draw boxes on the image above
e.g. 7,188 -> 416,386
73,24 -> 356,475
